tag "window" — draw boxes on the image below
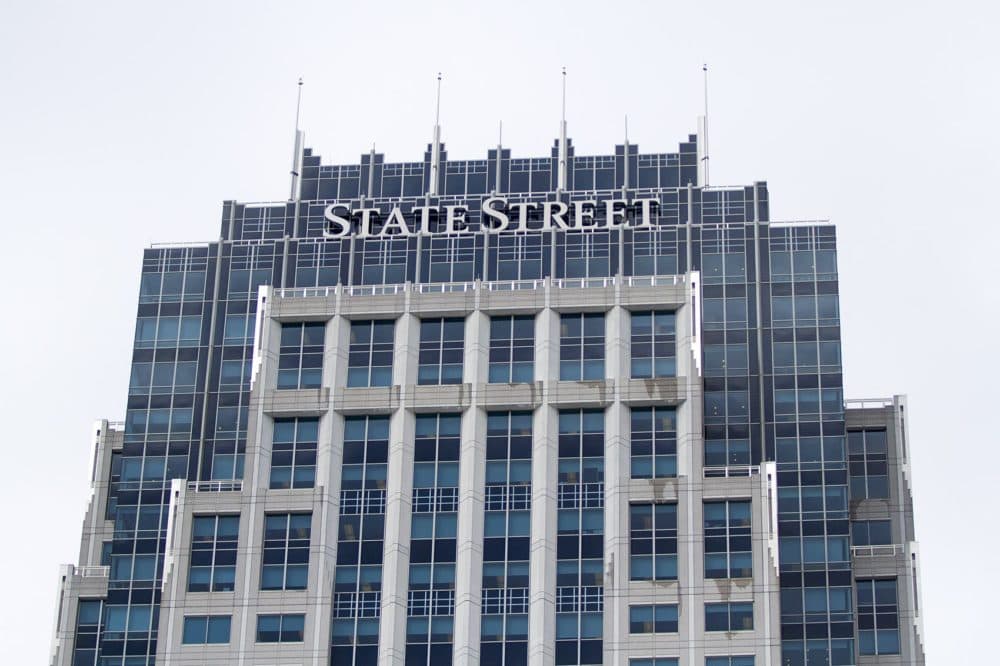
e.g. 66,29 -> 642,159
630,311 -> 676,378
556,410 -> 604,666
481,411 -> 532,666
857,579 -> 900,655
333,416 -> 389,666
630,503 -> 677,580
188,515 -> 238,592
630,660 -> 678,666
407,413 -> 460,666
261,513 -> 311,590
704,501 -> 752,578
347,320 -> 394,387
705,602 -> 753,631
72,600 -> 103,665
270,418 -> 318,490
848,429 -> 889,499
182,615 -> 231,644
418,318 -> 465,385
560,313 -> 605,381
629,605 -> 678,634
277,322 -> 325,389
704,437 -> 751,468
630,407 -> 676,478
489,315 -> 534,383
223,313 -> 254,345
852,520 -> 892,546
706,658 -> 754,666
256,613 -> 305,643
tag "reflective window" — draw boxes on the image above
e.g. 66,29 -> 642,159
269,418 -> 318,490
489,315 -> 534,383
631,311 -> 675,378
182,615 -> 231,644
630,503 -> 677,581
277,322 -> 325,389
188,515 -> 238,592
848,429 -> 889,499
418,318 -> 464,385
261,513 -> 311,591
347,320 -> 394,387
704,501 -> 752,578
857,579 -> 900,655
560,313 -> 605,381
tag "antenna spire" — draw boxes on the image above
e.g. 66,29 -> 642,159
558,67 -> 568,191
700,64 -> 710,186
430,73 -> 443,195
289,77 -> 304,200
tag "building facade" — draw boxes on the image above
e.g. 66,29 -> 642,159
49,123 -> 925,666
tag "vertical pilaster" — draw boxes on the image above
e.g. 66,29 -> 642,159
604,303 -> 629,666
379,313 -> 419,665
529,302 -> 559,666
454,311 -> 489,662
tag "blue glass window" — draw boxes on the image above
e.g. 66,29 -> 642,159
333,416 -> 388,665
560,313 -> 605,381
857,579 -> 900,655
256,613 -> 305,643
269,418 -> 318,490
481,411 -> 532,666
848,429 -> 889,499
630,407 -> 676,478
277,322 -> 325,389
706,658 -> 754,666
182,615 -> 231,644
418,318 -> 464,385
489,315 -> 534,383
347,320 -> 394,387
704,501 -> 752,578
631,311 -> 675,378
705,602 -> 753,631
628,605 -> 678,633
188,515 -> 238,592
261,513 -> 311,590
852,520 -> 892,546
630,503 -> 676,581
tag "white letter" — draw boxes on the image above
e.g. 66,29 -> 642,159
412,206 -> 439,235
543,201 -> 570,230
482,197 -> 510,232
508,202 -> 538,231
355,208 -> 379,238
323,203 -> 351,237
574,200 -> 598,228
444,205 -> 470,234
604,199 -> 628,228
379,206 -> 412,237
631,198 -> 658,228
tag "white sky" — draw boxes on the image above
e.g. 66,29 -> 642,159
1,0 -> 996,661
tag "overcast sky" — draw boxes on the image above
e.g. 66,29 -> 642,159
1,0 -> 996,662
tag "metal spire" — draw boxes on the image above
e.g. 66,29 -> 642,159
430,72 -> 442,195
699,64 -> 710,186
289,77 -> 304,200
558,67 -> 568,192
623,114 -> 630,190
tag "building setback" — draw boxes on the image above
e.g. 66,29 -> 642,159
49,123 -> 925,666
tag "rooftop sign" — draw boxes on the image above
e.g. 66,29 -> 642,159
323,195 -> 660,238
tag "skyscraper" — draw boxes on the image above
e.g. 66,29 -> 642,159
48,117 -> 924,666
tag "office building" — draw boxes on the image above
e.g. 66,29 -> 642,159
49,112 -> 925,665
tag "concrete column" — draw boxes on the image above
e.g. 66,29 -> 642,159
454,311 -> 489,663
379,313 -> 419,666
604,302 -> 628,666
529,299 -> 559,666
